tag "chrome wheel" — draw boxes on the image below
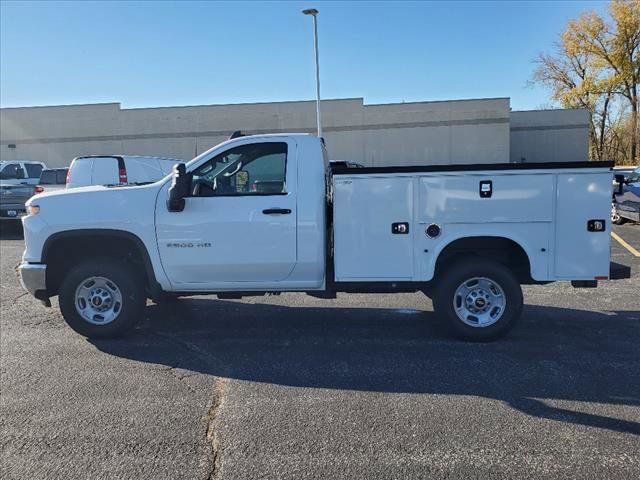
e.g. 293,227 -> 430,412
611,203 -> 621,223
453,277 -> 506,327
74,276 -> 123,325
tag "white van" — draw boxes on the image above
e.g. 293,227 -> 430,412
66,155 -> 181,189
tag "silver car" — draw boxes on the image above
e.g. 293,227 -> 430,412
0,160 -> 46,220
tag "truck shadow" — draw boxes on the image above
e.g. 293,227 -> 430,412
91,298 -> 640,436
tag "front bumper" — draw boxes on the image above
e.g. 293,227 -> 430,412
618,201 -> 640,222
17,263 -> 47,297
619,209 -> 640,222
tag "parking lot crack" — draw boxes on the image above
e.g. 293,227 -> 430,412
204,376 -> 230,480
147,332 -> 231,479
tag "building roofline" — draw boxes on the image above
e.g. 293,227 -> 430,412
0,102 -> 121,110
365,97 -> 510,107
511,108 -> 588,114
122,97 -> 365,111
1,98 -> 365,112
2,96 -> 514,112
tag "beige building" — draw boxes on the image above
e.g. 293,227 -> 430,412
0,97 -> 589,168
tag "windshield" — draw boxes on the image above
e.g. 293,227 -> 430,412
185,138 -> 233,169
192,152 -> 243,183
626,167 -> 640,183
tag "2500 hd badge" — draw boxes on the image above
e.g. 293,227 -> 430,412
166,242 -> 212,248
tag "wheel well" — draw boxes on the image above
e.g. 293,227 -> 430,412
434,236 -> 533,284
43,230 -> 157,297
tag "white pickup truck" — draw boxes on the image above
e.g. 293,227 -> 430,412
18,134 -> 629,341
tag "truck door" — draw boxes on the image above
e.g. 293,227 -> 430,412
155,138 -> 298,288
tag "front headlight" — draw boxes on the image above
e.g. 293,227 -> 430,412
26,204 -> 40,215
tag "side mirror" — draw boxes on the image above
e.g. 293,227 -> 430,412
167,163 -> 191,212
614,174 -> 626,195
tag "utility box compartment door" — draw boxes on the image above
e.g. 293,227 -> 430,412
554,172 -> 611,279
333,176 -> 414,281
418,173 -> 554,224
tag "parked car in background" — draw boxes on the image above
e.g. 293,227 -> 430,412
0,182 -> 36,220
0,160 -> 46,185
612,165 -> 636,178
35,168 -> 69,194
612,166 -> 640,224
66,155 -> 180,188
0,161 -> 45,220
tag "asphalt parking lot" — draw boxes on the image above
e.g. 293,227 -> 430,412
1,221 -> 639,480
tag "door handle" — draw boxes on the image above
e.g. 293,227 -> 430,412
262,208 -> 291,215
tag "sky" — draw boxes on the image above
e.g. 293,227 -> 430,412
0,0 -> 610,111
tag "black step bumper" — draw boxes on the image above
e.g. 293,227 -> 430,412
571,262 -> 631,288
609,261 -> 632,280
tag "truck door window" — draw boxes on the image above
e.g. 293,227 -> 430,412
191,142 -> 287,196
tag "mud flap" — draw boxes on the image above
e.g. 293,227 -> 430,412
610,261 -> 631,280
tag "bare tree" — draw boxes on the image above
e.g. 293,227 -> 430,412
533,43 -> 612,160
563,0 -> 639,162
533,0 -> 639,163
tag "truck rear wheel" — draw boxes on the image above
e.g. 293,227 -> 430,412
433,258 -> 523,341
59,259 -> 145,338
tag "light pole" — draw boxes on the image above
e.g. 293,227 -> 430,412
302,8 -> 322,138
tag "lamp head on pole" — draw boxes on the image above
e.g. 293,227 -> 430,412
302,8 -> 318,16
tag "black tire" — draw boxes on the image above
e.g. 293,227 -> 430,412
59,258 -> 145,338
433,257 -> 523,341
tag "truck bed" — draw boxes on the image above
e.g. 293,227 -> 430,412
331,161 -> 613,283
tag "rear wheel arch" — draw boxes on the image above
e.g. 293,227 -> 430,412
42,229 -> 161,297
433,235 -> 534,284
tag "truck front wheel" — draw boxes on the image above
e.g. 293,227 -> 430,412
433,258 -> 523,341
59,259 -> 145,338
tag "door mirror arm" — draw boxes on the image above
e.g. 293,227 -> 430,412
167,163 -> 192,212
